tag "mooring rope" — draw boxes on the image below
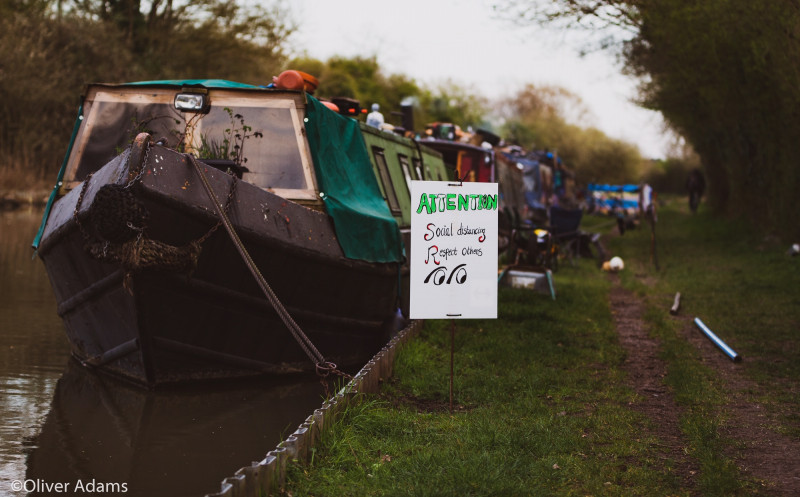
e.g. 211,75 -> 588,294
185,153 -> 347,380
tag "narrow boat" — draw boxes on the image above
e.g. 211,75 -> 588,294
33,77 -> 448,387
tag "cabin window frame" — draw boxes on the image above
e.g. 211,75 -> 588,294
371,147 -> 401,216
188,92 -> 318,201
397,154 -> 414,198
412,158 -> 424,181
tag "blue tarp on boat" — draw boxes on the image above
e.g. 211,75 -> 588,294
587,183 -> 641,210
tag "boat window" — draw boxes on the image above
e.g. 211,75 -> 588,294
69,89 -> 316,200
372,147 -> 401,215
397,154 -> 413,198
192,103 -> 310,191
74,99 -> 183,181
412,158 -> 423,181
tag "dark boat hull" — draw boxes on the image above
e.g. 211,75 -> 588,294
38,139 -> 402,386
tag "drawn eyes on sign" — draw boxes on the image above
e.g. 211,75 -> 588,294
424,267 -> 448,285
423,264 -> 467,285
448,263 -> 467,284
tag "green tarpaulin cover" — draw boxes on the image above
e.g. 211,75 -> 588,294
304,95 -> 403,263
124,79 -> 261,89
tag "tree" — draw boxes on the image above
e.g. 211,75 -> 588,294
417,81 -> 490,130
494,0 -> 800,239
0,0 -> 295,179
288,56 -> 487,135
498,83 -> 644,184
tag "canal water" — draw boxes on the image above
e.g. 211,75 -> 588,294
0,208 -> 327,497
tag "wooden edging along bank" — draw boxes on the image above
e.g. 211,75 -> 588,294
205,319 -> 424,497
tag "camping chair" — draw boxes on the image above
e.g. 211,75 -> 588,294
547,206 -> 584,269
506,207 -> 556,271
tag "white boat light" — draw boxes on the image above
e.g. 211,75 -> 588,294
174,93 -> 207,112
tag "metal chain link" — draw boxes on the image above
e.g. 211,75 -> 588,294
73,172 -> 94,242
125,142 -> 151,189
195,173 -> 238,245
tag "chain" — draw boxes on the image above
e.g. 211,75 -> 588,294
73,172 -> 95,242
125,142 -> 151,189
316,361 -> 354,399
195,172 -> 238,245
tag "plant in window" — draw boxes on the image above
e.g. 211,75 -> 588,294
196,107 -> 263,166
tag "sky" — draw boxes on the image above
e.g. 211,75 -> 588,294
285,0 -> 671,159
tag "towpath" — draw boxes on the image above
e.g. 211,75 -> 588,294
609,276 -> 800,496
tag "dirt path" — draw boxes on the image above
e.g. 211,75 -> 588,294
672,313 -> 800,496
609,282 -> 699,492
610,278 -> 800,496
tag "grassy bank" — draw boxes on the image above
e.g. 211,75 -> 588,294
284,197 -> 798,496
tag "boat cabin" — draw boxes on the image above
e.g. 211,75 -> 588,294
59,81 -> 451,232
60,81 -> 322,207
418,123 -> 495,184
360,123 -> 450,228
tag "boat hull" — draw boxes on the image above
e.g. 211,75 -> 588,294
38,140 -> 402,387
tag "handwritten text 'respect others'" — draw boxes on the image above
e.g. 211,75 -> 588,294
415,193 -> 498,214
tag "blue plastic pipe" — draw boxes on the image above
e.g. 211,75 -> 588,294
694,317 -> 742,363
545,269 -> 556,301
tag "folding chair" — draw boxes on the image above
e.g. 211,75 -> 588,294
547,206 -> 584,269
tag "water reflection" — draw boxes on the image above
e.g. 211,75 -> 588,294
26,362 -> 324,496
1,210 -> 327,496
0,208 -> 70,496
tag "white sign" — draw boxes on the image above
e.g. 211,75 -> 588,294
409,180 -> 498,319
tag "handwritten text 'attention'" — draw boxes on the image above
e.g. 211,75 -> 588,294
415,193 -> 498,215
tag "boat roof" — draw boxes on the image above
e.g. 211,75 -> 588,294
122,79 -> 263,89
418,138 -> 492,154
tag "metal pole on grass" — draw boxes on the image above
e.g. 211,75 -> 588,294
450,319 -> 455,413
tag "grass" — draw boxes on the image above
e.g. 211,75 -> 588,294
284,196 -> 799,496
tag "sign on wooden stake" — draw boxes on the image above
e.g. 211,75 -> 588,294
409,180 -> 498,319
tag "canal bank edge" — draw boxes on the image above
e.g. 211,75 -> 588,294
0,190 -> 50,210
205,319 -> 424,497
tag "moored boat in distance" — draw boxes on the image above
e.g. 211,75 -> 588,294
34,76 -> 449,387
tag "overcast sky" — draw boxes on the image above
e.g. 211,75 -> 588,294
285,0 -> 670,159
